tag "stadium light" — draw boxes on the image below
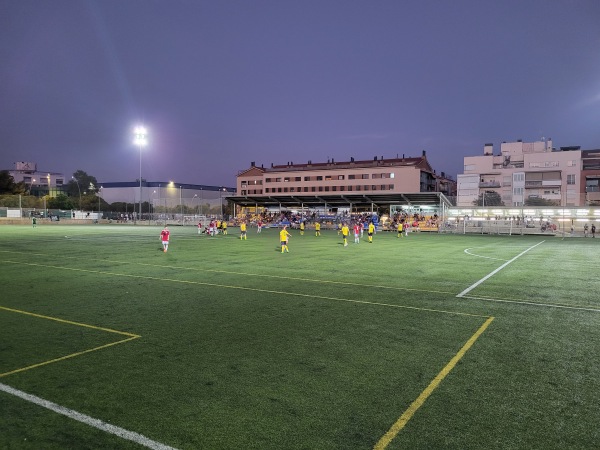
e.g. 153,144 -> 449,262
133,125 -> 148,223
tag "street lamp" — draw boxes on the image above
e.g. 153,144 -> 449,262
29,178 -> 36,195
72,176 -> 81,210
152,190 -> 157,218
180,184 -> 183,221
193,194 -> 198,216
200,187 -> 203,216
98,186 -> 103,217
133,125 -> 148,223
220,188 -> 227,218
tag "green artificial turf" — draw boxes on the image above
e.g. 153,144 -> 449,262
1,225 -> 599,449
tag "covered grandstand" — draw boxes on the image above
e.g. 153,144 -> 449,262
228,192 -> 452,214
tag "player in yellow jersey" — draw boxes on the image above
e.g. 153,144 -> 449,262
397,221 -> 403,238
315,222 -> 321,236
341,223 -> 349,247
240,221 -> 247,240
280,225 -> 291,253
222,221 -> 228,235
337,222 -> 342,235
300,221 -> 305,235
368,221 -> 375,243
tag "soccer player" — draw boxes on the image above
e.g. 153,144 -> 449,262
240,221 -> 247,240
222,221 -> 228,235
160,226 -> 170,252
257,220 -> 263,233
397,221 -> 403,238
337,222 -> 342,235
280,225 -> 291,253
197,221 -> 203,235
315,221 -> 321,236
353,222 -> 360,244
300,221 -> 305,235
341,223 -> 349,247
368,221 -> 375,243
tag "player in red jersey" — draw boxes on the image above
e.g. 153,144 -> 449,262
160,226 -> 170,252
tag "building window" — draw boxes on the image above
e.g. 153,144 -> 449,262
276,177 -> 282,182
266,178 -> 273,183
56,179 -> 63,185
311,186 -> 316,192
325,175 -> 332,181
338,175 -> 345,180
294,177 -> 301,182
567,160 -> 577,167
318,186 -> 323,192
567,174 -> 575,185
316,176 -> 323,181
325,186 -> 330,192
241,190 -> 246,195
304,176 -> 311,181
362,174 -> 370,179
348,175 -> 356,180
284,177 -> 290,182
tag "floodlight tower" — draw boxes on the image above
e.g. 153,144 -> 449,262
133,125 -> 148,223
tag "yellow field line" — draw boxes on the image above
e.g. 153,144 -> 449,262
0,306 -> 141,378
0,336 -> 139,378
0,306 -> 140,337
2,260 -> 488,318
0,249 -> 455,296
373,316 -> 495,450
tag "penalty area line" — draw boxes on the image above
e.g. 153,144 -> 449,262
0,382 -> 178,450
457,241 -> 545,298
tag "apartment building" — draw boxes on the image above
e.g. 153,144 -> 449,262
457,139 -> 585,207
8,161 -> 65,196
237,152 -> 455,198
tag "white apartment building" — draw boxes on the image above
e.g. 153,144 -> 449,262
457,139 -> 583,207
8,161 -> 66,196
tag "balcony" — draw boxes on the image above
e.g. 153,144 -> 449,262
479,181 -> 500,188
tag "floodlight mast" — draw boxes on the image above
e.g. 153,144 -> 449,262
133,125 -> 148,224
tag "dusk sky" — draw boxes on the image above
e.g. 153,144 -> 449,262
1,0 -> 599,187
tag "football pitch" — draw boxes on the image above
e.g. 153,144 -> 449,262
1,224 -> 599,449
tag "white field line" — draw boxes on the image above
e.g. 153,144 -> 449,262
457,241 -> 545,298
463,248 -> 509,262
0,383 -> 178,450
460,294 -> 600,313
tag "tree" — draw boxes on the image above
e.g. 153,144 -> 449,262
0,170 -> 18,194
473,191 -> 504,207
67,170 -> 99,198
48,194 -> 75,210
524,197 -> 559,206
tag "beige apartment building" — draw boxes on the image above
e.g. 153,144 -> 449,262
457,139 -> 586,207
236,152 -> 454,198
